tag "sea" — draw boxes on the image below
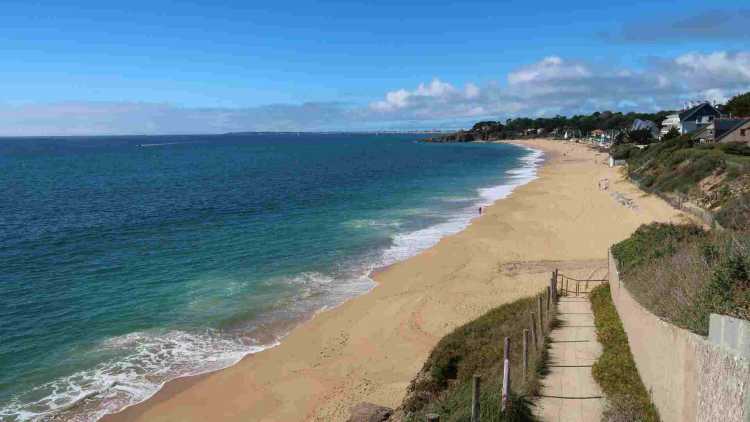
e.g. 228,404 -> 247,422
0,133 -> 543,421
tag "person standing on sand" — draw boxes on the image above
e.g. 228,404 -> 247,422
479,206 -> 483,215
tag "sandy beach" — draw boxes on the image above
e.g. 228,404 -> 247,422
103,139 -> 688,422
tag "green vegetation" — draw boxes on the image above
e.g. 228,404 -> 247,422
401,291 -> 554,421
623,136 -> 750,229
661,127 -> 680,142
723,92 -> 750,117
429,110 -> 671,142
610,143 -> 640,160
610,223 -> 705,274
589,285 -> 660,422
625,128 -> 655,145
612,223 -> 750,335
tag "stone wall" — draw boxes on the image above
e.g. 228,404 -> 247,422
608,251 -> 750,422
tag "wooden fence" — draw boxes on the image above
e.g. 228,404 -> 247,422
426,271 -> 560,422
424,269 -> 609,421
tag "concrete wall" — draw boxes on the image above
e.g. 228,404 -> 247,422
608,252 -> 750,422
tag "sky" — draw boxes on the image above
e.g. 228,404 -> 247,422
1,0 -> 749,135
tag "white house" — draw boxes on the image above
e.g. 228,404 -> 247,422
660,114 -> 681,137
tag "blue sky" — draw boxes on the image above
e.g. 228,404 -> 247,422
1,0 -> 749,135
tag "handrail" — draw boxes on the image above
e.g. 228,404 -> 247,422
556,271 -> 608,283
559,276 -> 608,282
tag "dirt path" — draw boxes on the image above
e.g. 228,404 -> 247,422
536,278 -> 606,422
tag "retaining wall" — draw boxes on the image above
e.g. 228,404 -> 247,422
608,252 -> 750,422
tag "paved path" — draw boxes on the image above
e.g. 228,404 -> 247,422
536,294 -> 604,422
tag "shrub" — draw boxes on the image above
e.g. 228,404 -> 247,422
716,193 -> 750,231
611,144 -> 639,160
402,291 -> 552,421
612,223 -> 750,334
719,142 -> 750,157
612,223 -> 705,274
661,127 -> 680,141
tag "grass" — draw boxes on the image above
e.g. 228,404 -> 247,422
400,290 -> 556,422
612,223 -> 750,335
589,284 -> 661,422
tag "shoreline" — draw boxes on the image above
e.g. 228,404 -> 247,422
89,142 -> 545,421
103,139 -> 688,422
1,140 -> 541,422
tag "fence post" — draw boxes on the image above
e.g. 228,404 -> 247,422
549,276 -> 556,303
576,281 -> 579,296
565,278 -> 569,296
501,337 -> 510,412
472,375 -> 481,422
538,296 -> 544,333
552,271 -> 557,296
427,414 -> 440,422
546,286 -> 551,312
522,329 -> 529,381
585,279 -> 589,292
530,312 -> 538,348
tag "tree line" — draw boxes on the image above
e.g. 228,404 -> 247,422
435,92 -> 750,143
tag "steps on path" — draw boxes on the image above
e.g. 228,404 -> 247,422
536,296 -> 604,422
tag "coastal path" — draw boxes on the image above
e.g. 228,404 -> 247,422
536,270 -> 607,422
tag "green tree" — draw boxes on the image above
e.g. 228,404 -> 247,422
628,128 -> 654,145
662,127 -> 680,141
724,92 -> 750,117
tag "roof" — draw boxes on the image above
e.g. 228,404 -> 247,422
715,118 -> 750,142
678,102 -> 721,122
631,119 -> 657,131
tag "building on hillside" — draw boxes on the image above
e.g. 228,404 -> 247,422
692,124 -> 713,143
660,102 -> 722,138
678,102 -> 721,134
715,118 -> 750,144
660,113 -> 681,137
631,119 -> 659,138
692,118 -> 750,144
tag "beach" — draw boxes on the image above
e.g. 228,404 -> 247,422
104,139 -> 688,422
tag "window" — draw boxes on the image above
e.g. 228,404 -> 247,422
741,129 -> 747,137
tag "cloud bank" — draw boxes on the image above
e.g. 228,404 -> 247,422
2,50 -> 750,136
366,50 -> 750,122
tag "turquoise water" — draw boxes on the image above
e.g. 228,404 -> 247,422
0,134 -> 542,421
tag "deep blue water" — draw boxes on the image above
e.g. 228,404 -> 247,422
0,133 -> 541,421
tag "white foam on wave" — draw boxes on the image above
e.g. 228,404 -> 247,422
1,268 -> 379,422
0,330 -> 275,422
382,146 -> 543,266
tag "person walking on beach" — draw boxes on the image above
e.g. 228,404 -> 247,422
478,206 -> 483,215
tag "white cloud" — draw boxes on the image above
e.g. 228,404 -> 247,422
415,79 -> 456,97
507,56 -> 591,84
3,50 -> 750,135
465,83 -> 480,99
367,50 -> 750,123
673,51 -> 750,86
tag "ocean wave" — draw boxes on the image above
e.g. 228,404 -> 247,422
438,196 -> 476,203
0,145 -> 544,422
0,330 -> 272,422
383,146 -> 543,266
341,219 -> 403,230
